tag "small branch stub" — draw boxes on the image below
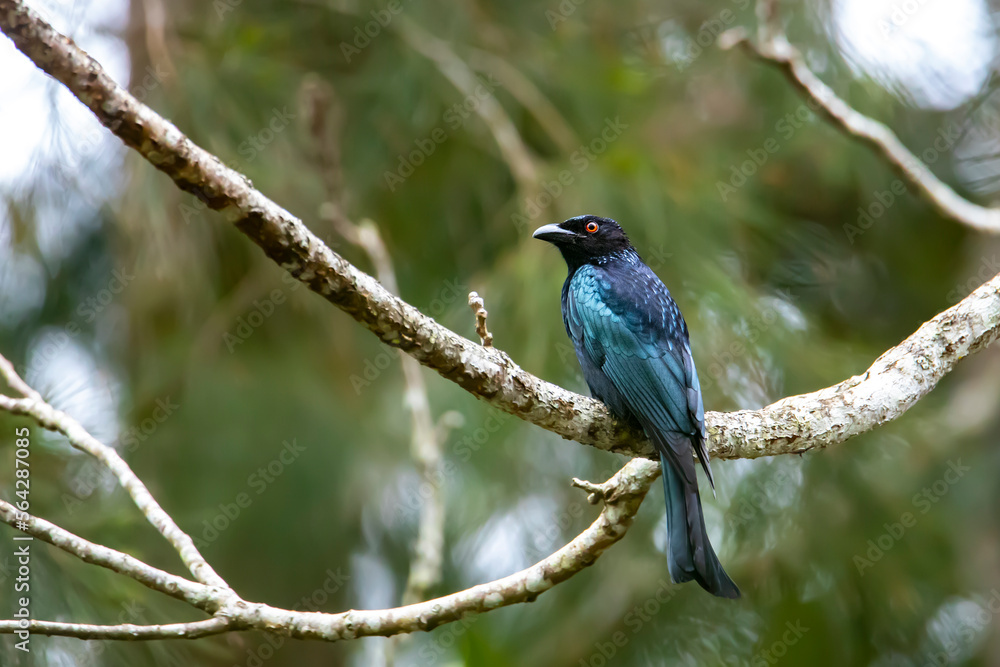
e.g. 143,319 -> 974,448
468,291 -> 494,347
571,477 -> 604,506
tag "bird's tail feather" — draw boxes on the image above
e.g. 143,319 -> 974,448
660,452 -> 741,599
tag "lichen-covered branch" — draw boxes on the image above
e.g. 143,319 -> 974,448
719,20 -> 1000,234
710,273 -> 1000,457
217,458 -> 659,642
2,0 -> 999,467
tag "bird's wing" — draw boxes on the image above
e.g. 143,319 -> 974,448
566,265 -> 713,488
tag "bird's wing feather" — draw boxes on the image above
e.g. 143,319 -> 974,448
566,264 -> 714,487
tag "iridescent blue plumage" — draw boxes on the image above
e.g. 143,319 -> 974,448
535,215 -> 739,599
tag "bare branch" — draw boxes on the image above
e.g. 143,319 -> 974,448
0,459 -> 654,641
2,0 -> 1000,464
0,356 -> 229,590
228,457 -> 659,642
0,353 -> 39,398
710,274 -> 1000,458
719,22 -> 1000,234
0,501 -> 218,610
0,618 -> 231,641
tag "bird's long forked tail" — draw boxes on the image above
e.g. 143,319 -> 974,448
660,452 -> 741,599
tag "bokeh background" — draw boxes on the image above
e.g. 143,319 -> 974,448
2,0 -> 1000,664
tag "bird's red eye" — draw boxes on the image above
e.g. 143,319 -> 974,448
586,221 -> 599,233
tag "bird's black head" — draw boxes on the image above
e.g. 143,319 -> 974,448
532,215 -> 634,269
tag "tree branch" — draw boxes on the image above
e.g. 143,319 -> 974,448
4,0 -> 1000,645
718,20 -> 1000,234
219,457 -> 659,642
710,273 -> 1000,456
0,500 -> 218,610
2,0 -> 999,469
0,344 -> 660,640
0,358 -> 229,591
468,291 -> 495,347
0,617 -> 232,641
1,444 -> 654,640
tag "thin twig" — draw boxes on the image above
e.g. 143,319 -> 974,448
468,291 -> 494,347
719,11 -> 1000,234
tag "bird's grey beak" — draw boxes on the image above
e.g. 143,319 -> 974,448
532,223 -> 575,243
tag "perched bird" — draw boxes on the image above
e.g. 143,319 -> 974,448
533,215 -> 740,599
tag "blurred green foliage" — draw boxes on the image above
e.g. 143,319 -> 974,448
2,0 -> 1000,665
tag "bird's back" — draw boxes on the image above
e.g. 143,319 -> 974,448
561,252 -> 702,441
